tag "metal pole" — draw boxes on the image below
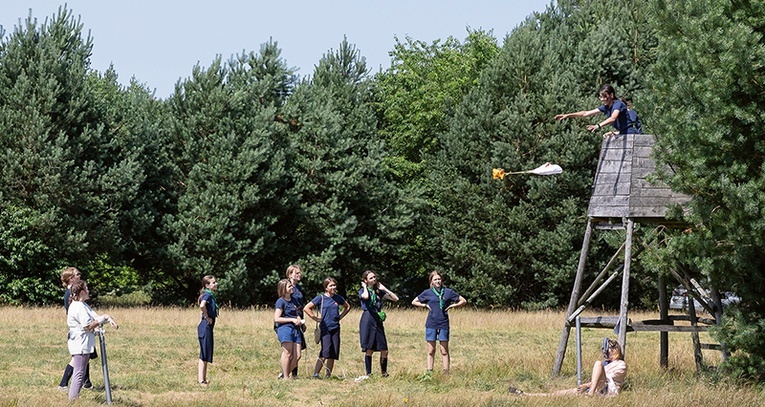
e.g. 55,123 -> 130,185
98,328 -> 113,405
617,218 -> 634,356
575,316 -> 582,386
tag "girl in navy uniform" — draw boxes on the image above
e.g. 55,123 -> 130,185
357,270 -> 399,380
197,275 -> 218,386
555,84 -> 629,138
286,265 -> 306,377
274,279 -> 304,379
305,277 -> 351,378
412,270 -> 466,375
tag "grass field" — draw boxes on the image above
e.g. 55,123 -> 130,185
1,306 -> 763,406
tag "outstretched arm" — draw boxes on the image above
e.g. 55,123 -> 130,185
555,108 -> 600,121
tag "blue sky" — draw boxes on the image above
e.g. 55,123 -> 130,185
2,1 -> 551,98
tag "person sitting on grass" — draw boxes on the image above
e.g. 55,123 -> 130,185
509,338 -> 627,397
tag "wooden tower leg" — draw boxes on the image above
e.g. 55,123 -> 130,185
658,270 -> 669,368
553,220 -> 593,376
688,295 -> 704,371
708,285 -> 729,362
617,219 -> 633,355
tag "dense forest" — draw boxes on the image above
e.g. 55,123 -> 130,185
2,0 -> 765,379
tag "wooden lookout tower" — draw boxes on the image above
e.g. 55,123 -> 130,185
552,133 -> 725,376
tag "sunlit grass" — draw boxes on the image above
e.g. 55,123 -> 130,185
1,306 -> 762,406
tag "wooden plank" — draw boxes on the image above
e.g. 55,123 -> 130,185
598,160 -> 633,173
629,196 -> 679,209
633,146 -> 654,158
591,207 -> 630,217
630,189 -> 689,199
593,182 -> 632,196
628,206 -> 669,218
633,135 -> 655,147
629,324 -> 710,332
589,195 -> 630,206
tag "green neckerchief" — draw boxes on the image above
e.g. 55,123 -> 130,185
432,286 -> 445,310
204,289 -> 219,314
369,287 -> 378,308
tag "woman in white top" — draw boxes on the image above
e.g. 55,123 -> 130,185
66,280 -> 118,400
510,338 -> 627,397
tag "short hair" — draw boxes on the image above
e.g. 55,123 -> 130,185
277,279 -> 291,298
285,264 -> 302,279
60,267 -> 80,287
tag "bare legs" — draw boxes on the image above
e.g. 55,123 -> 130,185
426,340 -> 450,373
520,360 -> 608,397
280,342 -> 301,379
586,360 -> 607,395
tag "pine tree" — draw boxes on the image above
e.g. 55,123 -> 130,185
280,38 -> 422,293
647,0 -> 765,380
165,41 -> 298,304
0,7 -> 155,303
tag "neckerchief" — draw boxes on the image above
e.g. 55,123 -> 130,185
204,289 -> 219,314
369,287 -> 378,309
432,286 -> 445,310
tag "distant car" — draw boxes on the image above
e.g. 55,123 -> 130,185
669,286 -> 740,312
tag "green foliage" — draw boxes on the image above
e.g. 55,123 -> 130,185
282,38 -> 423,295
646,0 -> 765,379
374,29 -> 500,179
164,41 -> 299,305
424,0 -> 655,308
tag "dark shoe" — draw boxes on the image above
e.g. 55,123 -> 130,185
508,386 -> 524,395
381,372 -> 389,377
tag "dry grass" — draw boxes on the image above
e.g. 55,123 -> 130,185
0,306 -> 762,406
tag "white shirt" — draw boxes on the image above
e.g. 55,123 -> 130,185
604,359 -> 627,395
67,301 -> 97,355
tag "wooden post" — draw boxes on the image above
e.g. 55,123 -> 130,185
708,285 -> 729,362
617,219 -> 633,356
658,270 -> 669,368
688,293 -> 704,371
553,219 -> 593,376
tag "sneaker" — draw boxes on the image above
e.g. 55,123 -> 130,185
354,375 -> 369,382
312,373 -> 320,379
83,384 -> 94,390
381,372 -> 389,377
57,386 -> 68,392
508,386 -> 524,395
199,380 -> 209,387
277,373 -> 284,379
